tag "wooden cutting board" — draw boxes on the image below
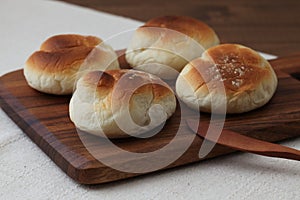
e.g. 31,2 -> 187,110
0,52 -> 300,184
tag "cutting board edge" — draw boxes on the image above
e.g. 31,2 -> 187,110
0,81 -> 89,183
0,79 -> 162,184
0,80 -> 233,185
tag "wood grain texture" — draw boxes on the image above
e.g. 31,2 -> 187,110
0,54 -> 300,184
58,0 -> 300,57
187,119 -> 300,161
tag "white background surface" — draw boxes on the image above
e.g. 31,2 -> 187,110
0,0 -> 299,199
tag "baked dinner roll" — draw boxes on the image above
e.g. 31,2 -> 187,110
176,44 -> 278,114
24,34 -> 120,95
125,16 -> 220,80
69,69 -> 176,138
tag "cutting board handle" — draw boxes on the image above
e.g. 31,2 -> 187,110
187,119 -> 300,161
271,54 -> 300,80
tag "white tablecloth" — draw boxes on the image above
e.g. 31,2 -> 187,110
0,0 -> 299,199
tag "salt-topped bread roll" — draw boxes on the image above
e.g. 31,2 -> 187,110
69,69 -> 176,138
24,34 -> 120,95
176,44 -> 278,113
125,16 -> 220,80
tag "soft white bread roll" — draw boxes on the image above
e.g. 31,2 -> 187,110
125,16 -> 220,80
69,69 -> 176,138
176,44 -> 278,114
24,34 -> 120,95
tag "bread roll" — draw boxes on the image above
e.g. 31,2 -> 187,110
176,44 -> 278,114
125,16 -> 220,80
69,69 -> 176,138
24,34 -> 120,95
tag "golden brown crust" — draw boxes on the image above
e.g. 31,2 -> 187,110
125,15 -> 220,80
83,69 -> 173,100
176,43 -> 278,114
24,34 -> 120,95
201,44 -> 272,94
70,69 -> 177,138
26,34 -> 102,73
26,46 -> 94,74
143,15 -> 219,48
40,34 -> 102,51
82,70 -> 115,88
